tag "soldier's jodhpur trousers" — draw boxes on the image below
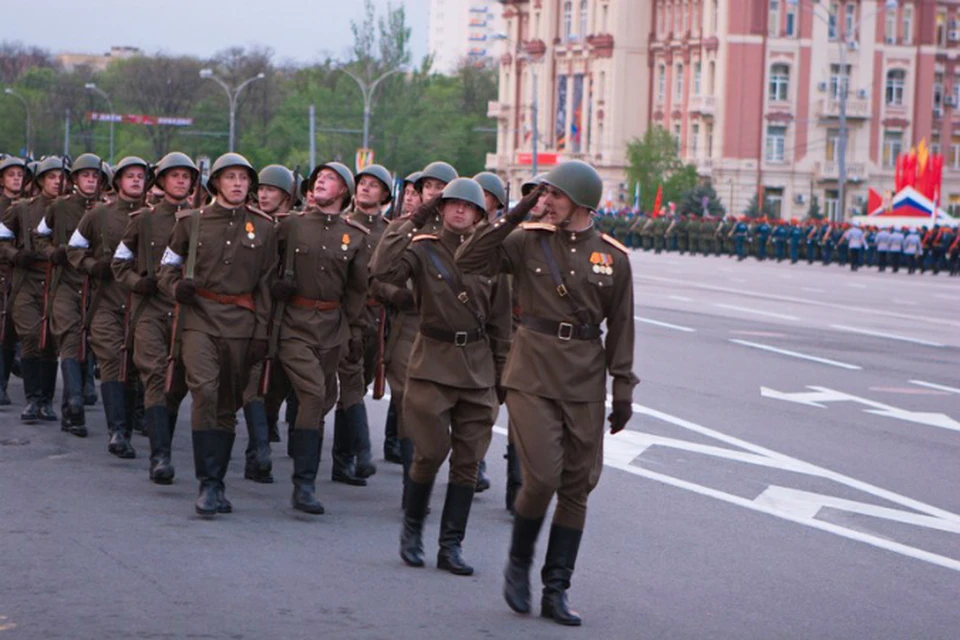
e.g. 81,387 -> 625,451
279,338 -> 340,430
181,330 -> 249,431
507,390 -> 605,531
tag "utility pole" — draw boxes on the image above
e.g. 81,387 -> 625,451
337,66 -> 403,152
531,64 -> 539,177
309,104 -> 316,172
199,69 -> 265,152
84,83 -> 115,163
64,109 -> 70,156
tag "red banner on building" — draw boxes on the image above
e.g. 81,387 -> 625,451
515,152 -> 558,166
87,112 -> 193,127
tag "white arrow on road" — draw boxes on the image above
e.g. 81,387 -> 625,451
761,385 -> 960,432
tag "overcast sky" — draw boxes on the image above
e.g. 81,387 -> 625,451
5,0 -> 429,65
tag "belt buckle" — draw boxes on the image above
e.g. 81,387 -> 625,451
557,322 -> 574,341
454,331 -> 468,347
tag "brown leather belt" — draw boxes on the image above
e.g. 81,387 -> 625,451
196,288 -> 256,312
519,315 -> 601,341
420,325 -> 484,347
28,262 -> 49,273
290,295 -> 340,311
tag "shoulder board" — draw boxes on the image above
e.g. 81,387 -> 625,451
520,222 -> 557,232
129,205 -> 151,218
344,217 -> 371,235
601,233 -> 629,254
247,206 -> 273,222
175,208 -> 199,221
412,234 -> 439,243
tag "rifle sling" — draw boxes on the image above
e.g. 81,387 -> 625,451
421,241 -> 485,330
267,216 -> 299,359
537,235 -> 592,326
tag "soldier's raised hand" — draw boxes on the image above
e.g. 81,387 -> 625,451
411,195 -> 442,228
505,185 -> 543,225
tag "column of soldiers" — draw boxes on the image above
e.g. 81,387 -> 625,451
0,149 -> 638,626
602,209 -> 960,275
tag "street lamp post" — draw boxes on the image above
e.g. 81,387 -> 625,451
3,88 -> 31,156
789,0 -> 898,222
84,83 -> 115,163
199,69 -> 266,153
337,66 -> 403,152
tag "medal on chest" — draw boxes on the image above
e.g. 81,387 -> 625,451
341,233 -> 350,252
245,221 -> 256,241
590,252 -> 613,275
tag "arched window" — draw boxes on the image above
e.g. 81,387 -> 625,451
675,63 -> 685,101
886,69 -> 906,106
563,1 -> 573,39
769,63 -> 790,102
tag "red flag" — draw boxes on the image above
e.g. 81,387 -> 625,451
652,184 -> 663,217
867,188 -> 882,215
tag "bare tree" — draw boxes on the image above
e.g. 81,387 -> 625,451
0,41 -> 55,84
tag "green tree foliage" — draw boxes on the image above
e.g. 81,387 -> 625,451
678,183 -> 726,218
625,126 -> 698,212
744,193 -> 777,219
0,0 -> 496,178
806,195 -> 823,220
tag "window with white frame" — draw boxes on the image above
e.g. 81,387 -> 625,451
769,0 -> 781,37
769,64 -> 790,102
693,62 -> 702,95
766,188 -> 784,218
676,63 -> 684,101
952,134 -> 960,169
674,123 -> 682,153
709,60 -> 716,95
882,130 -> 903,167
825,190 -> 839,218
766,125 -> 787,162
785,5 -> 797,37
706,122 -> 714,157
691,122 -> 700,157
828,2 -> 839,39
563,1 -> 573,39
826,128 -> 841,162
830,64 -> 851,98
885,10 -> 897,44
658,64 -> 666,101
682,2 -> 689,33
580,0 -> 588,36
931,135 -> 941,156
902,6 -> 913,45
712,0 -> 719,34
934,72 -> 944,116
886,69 -> 906,106
658,2 -> 664,35
844,3 -> 856,40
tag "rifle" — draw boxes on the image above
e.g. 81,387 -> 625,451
259,164 -> 300,396
371,175 -> 401,401
503,181 -> 511,218
165,161 -> 205,394
38,159 -> 69,350
0,276 -> 9,345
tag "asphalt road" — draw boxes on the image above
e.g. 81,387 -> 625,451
1,251 -> 958,639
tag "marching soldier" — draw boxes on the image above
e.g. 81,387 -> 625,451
268,161 -> 370,514
158,153 -> 277,516
415,161 -> 458,224
0,156 -> 27,406
35,153 -> 106,437
371,178 -> 511,576
332,163 -> 395,486
456,160 -> 638,625
68,156 -> 148,458
0,156 -> 68,423
112,152 -> 198,483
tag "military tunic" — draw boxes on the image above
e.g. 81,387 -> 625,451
455,218 -> 638,530
0,194 -> 18,347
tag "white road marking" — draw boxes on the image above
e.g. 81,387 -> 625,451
761,385 -> 960,432
668,295 -> 694,302
634,316 -> 696,333
801,287 -> 825,293
891,298 -> 917,306
846,283 -> 868,289
732,278 -> 747,283
830,324 -> 945,347
910,380 -> 960,395
731,340 -> 862,370
934,293 -> 959,301
714,303 -> 799,321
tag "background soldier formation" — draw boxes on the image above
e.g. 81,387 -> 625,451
0,149 -> 637,626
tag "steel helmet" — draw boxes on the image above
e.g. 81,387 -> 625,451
154,152 -> 199,188
521,172 -> 548,197
0,155 -> 27,176
403,171 -> 423,188
258,164 -> 295,198
208,152 -> 257,196
356,164 -> 393,203
440,178 -> 486,213
111,156 -> 149,191
35,156 -> 71,181
415,161 -> 458,191
541,160 -> 602,211
69,153 -> 105,176
307,161 -> 355,198
472,172 -> 506,208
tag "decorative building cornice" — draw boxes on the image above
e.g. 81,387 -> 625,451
586,34 -> 615,58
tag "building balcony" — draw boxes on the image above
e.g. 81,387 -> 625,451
487,101 -> 510,120
689,95 -> 716,116
817,97 -> 870,119
816,161 -> 867,182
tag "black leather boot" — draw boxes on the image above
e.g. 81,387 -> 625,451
437,483 -> 477,576
128,377 -> 146,436
503,514 -> 545,614
19,358 -> 42,423
505,443 -> 522,514
540,525 -> 584,626
146,405 -> 175,484
331,408 -> 366,486
59,359 -> 87,437
0,346 -> 12,406
399,437 -> 414,510
213,430 -> 235,514
475,459 -> 491,493
382,399 -> 402,463
102,381 -> 135,459
265,397 -> 281,443
399,479 -> 433,567
192,430 -> 219,516
38,359 -> 59,421
83,356 -> 97,405
348,402 -> 377,479
242,400 -> 274,483
290,429 -> 325,514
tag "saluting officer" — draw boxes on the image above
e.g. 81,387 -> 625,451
112,152 -> 198,483
0,156 -> 69,423
158,153 -> 277,516
269,161 -> 371,514
68,156 -> 148,459
372,178 -> 511,576
456,160 -> 638,626
35,153 -> 107,437
0,156 -> 27,405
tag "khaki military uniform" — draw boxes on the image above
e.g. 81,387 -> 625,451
67,198 -> 141,383
275,209 -> 370,430
0,195 -> 18,348
372,219 -> 510,487
158,202 -> 277,431
456,219 -> 638,530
